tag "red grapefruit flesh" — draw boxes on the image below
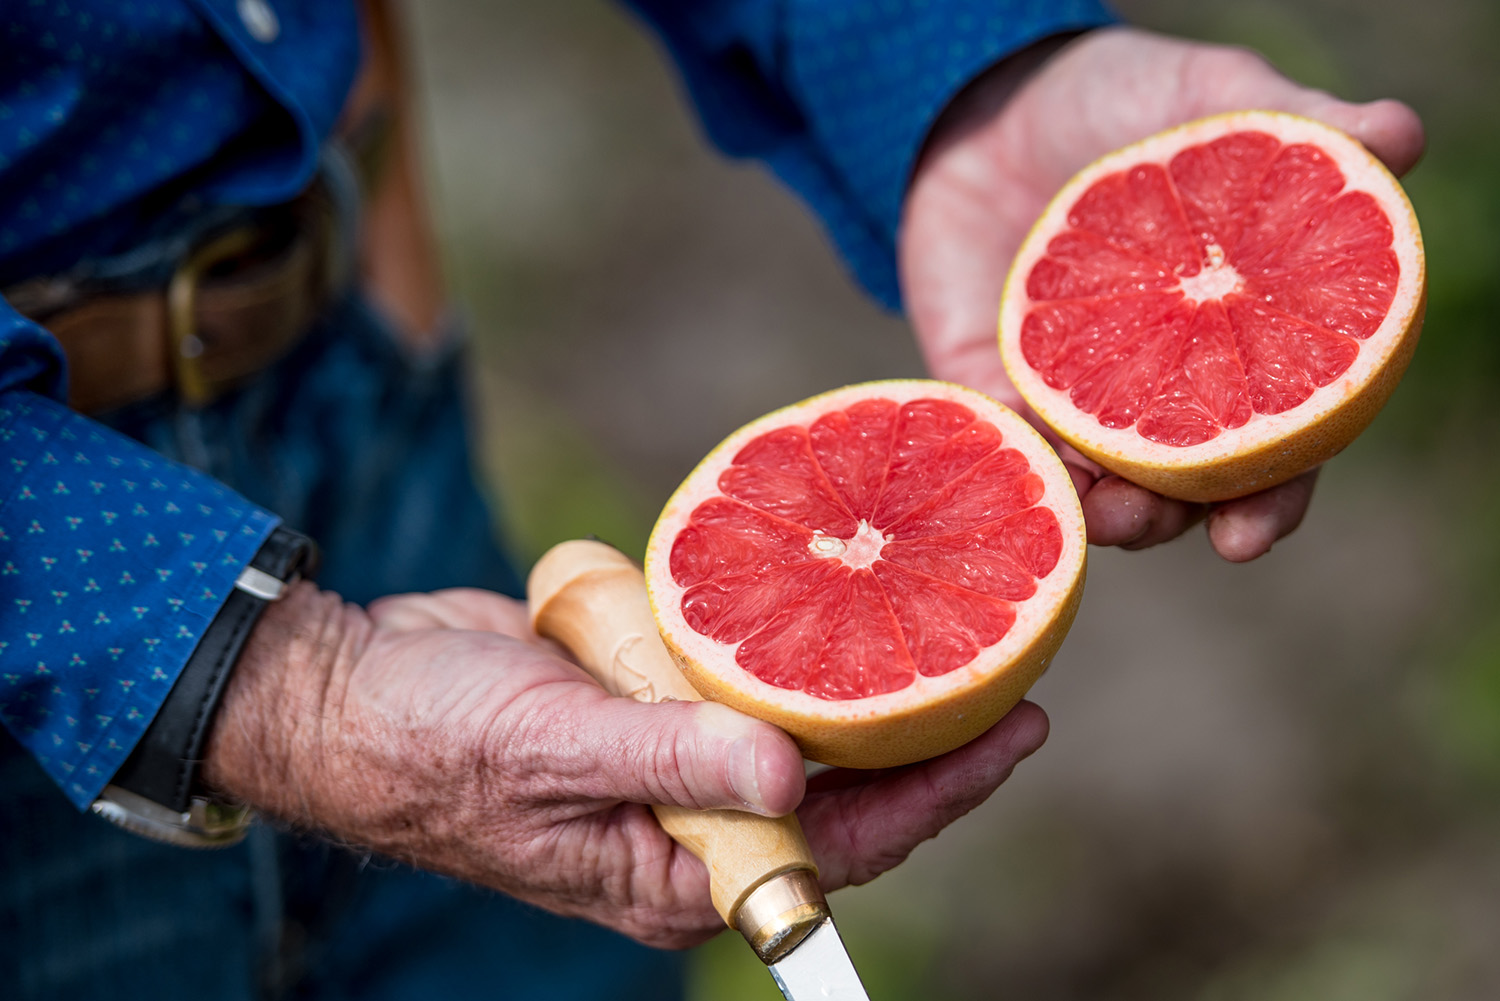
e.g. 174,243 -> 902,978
645,380 -> 1086,769
999,111 -> 1425,502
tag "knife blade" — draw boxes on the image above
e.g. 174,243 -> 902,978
770,918 -> 870,1001
527,540 -> 872,1000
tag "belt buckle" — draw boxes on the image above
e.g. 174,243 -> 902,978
166,225 -> 260,406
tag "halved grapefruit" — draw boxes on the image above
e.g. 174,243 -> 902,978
644,380 -> 1086,769
999,111 -> 1425,502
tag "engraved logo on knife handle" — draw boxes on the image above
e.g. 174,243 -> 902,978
609,634 -> 658,703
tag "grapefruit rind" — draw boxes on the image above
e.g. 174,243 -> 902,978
645,379 -> 1087,769
998,111 -> 1426,503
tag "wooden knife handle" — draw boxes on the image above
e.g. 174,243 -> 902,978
527,539 -> 819,929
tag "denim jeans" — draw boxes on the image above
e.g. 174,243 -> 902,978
0,290 -> 684,1000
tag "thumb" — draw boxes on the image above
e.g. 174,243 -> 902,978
569,696 -> 807,817
1189,44 -> 1426,176
1280,94 -> 1426,177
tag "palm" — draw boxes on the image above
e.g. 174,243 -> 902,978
350,590 -> 730,939
353,589 -> 1048,946
899,27 -> 1423,559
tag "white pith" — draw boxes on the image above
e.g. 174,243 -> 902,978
1177,244 -> 1241,302
810,520 -> 888,570
998,111 -> 1425,474
644,379 -> 1088,726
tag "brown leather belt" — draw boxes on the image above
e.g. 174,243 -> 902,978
7,194 -> 339,416
6,0 -> 436,416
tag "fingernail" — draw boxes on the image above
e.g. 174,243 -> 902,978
727,735 -> 767,814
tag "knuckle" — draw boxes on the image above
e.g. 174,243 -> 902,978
619,903 -> 720,951
641,721 -> 698,807
497,689 -> 589,802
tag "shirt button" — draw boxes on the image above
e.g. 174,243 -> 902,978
237,0 -> 280,43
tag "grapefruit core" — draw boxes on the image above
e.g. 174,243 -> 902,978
645,380 -> 1086,769
999,111 -> 1425,503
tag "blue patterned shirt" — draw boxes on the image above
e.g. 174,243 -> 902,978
1,0 -> 1113,809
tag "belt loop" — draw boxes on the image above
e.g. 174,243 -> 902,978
166,226 -> 260,407
318,140 -> 364,297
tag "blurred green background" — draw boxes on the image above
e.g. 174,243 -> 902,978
404,1 -> 1500,997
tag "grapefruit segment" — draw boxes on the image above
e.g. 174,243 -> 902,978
647,380 -> 1086,769
884,448 -> 1043,539
1067,164 -> 1200,273
1245,249 -> 1399,342
735,568 -> 916,701
807,398 -> 897,520
871,409 -> 1006,528
667,497 -> 814,586
680,560 -> 846,645
1026,231 -> 1184,300
871,562 -> 1016,678
1134,299 -> 1251,448
999,111 -> 1425,502
718,428 -> 857,535
1227,297 -> 1358,413
880,507 -> 1061,601
1168,130 -> 1280,254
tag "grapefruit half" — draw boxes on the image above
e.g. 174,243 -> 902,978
999,111 -> 1425,502
645,380 -> 1086,769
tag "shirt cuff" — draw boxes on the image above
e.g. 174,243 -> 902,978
0,301 -> 66,400
0,390 -> 277,808
781,0 -> 1118,309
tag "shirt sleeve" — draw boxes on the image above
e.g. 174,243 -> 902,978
620,0 -> 1118,310
0,302 -> 276,808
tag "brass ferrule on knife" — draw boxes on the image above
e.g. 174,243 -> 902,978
733,868 -> 831,964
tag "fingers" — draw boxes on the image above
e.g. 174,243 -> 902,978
1080,469 -> 1316,560
537,693 -> 806,816
1179,38 -> 1426,176
1064,460 -> 1097,506
368,588 -> 534,637
1207,467 -> 1319,562
797,701 -> 1049,889
1081,475 -> 1208,549
1264,85 -> 1426,176
366,591 -> 809,813
1300,98 -> 1426,176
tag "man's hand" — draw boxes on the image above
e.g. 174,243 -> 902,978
203,584 -> 1047,948
899,26 -> 1425,561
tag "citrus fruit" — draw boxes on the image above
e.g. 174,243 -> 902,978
999,110 -> 1425,502
644,380 -> 1086,769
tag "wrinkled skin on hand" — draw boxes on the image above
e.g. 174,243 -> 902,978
899,26 -> 1426,561
204,583 -> 1048,948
